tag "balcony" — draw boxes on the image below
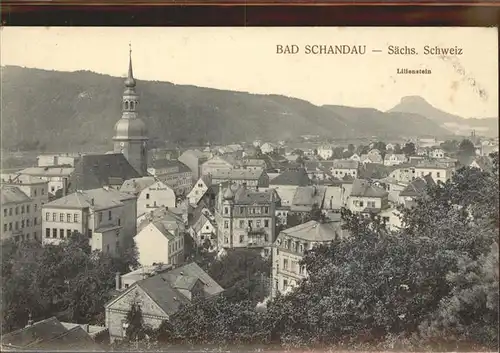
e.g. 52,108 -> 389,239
247,227 -> 267,235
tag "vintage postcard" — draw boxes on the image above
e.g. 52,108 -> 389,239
1,27 -> 498,352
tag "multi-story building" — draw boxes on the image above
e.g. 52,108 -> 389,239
178,149 -> 210,180
147,160 -> 193,196
317,145 -> 334,160
1,175 -> 49,242
347,179 -> 389,215
268,169 -> 311,206
414,161 -> 455,184
215,184 -> 280,256
209,169 -> 269,189
37,153 -> 82,167
430,148 -> 445,159
18,166 -> 74,197
41,187 -> 137,254
120,177 -> 176,218
331,159 -> 359,179
134,211 -> 185,266
271,219 -> 347,297
383,154 -> 408,167
200,155 -> 237,176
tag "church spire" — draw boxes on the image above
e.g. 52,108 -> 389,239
124,43 -> 136,88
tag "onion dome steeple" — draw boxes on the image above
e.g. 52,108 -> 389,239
124,44 -> 137,89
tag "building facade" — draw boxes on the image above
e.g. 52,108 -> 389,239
120,177 -> 176,218
147,160 -> 193,196
1,175 -> 49,242
215,184 -> 280,256
42,187 -> 137,254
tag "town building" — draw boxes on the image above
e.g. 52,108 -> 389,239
317,145 -> 334,160
268,169 -> 311,206
209,169 -> 270,189
112,48 -> 149,176
120,177 -> 176,219
36,153 -> 82,168
430,148 -> 445,159
187,174 -> 213,206
200,155 -> 237,176
0,316 -> 104,351
1,175 -> 49,242
134,211 -> 185,267
67,153 -> 140,193
18,166 -> 74,198
260,142 -> 278,155
347,179 -> 389,214
383,153 -> 408,167
147,159 -> 193,196
178,149 -> 210,180
398,175 -> 436,208
331,159 -> 359,178
414,161 -> 455,184
41,187 -> 137,254
188,205 -> 217,249
215,183 -> 280,256
289,185 -> 326,214
105,262 -> 224,342
271,219 -> 347,297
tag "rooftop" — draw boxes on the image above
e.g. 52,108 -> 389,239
269,168 -> 311,186
44,187 -> 135,211
350,179 -> 389,198
280,220 -> 346,242
0,186 -> 31,205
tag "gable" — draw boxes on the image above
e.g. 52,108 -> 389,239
106,285 -> 167,317
135,223 -> 170,244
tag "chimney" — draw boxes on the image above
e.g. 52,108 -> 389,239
115,272 -> 121,290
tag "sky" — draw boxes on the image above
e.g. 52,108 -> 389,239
1,27 -> 498,118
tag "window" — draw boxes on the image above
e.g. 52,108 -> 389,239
33,232 -> 37,240
118,219 -> 121,226
67,214 -> 71,222
239,207 -> 244,215
239,220 -> 245,228
224,207 -> 228,215
283,279 -> 288,289
224,221 -> 229,229
26,219 -> 30,227
299,244 -> 304,252
256,220 -> 261,228
27,205 -> 30,213
34,189 -> 37,197
51,186 -> 55,192
45,212 -> 50,221
21,205 -> 25,214
67,229 -> 72,238
52,228 -> 57,238
106,244 -> 110,253
9,208 -> 12,216
98,212 -> 102,222
108,210 -> 112,220
146,193 -> 150,199
52,213 -> 57,221
15,207 -> 19,215
60,229 -> 64,239
15,221 -> 19,230
239,234 -> 244,243
60,213 -> 64,222
224,236 -> 228,243
198,183 -> 202,187
283,259 -> 289,270
21,220 -> 24,228
248,220 -> 253,228
9,223 -> 12,231
264,219 -> 269,228
436,172 -> 441,178
74,214 -> 79,223
41,188 -> 45,195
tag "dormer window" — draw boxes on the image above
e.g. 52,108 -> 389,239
124,101 -> 129,110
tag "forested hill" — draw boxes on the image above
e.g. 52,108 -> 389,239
2,65 -> 451,152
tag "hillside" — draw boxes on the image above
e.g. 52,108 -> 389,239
389,95 -> 498,137
2,66 -> 453,152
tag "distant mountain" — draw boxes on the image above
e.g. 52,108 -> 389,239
0,66 -> 455,152
388,96 -> 498,137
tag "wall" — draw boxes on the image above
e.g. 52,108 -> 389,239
42,207 -> 86,245
135,223 -> 170,266
137,182 -> 176,217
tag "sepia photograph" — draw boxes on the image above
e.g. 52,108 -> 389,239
0,26 -> 499,352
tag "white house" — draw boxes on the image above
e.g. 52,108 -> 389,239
134,212 -> 185,267
347,179 -> 389,214
187,175 -> 212,206
260,142 -> 277,154
383,154 -> 408,167
317,145 -> 334,160
120,177 -> 176,219
430,148 -> 445,159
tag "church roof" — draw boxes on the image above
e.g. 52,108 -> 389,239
67,153 -> 140,192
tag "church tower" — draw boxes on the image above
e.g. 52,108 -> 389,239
113,45 -> 148,176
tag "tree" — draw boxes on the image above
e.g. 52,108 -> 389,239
440,140 -> 459,154
394,143 -> 402,154
208,248 -> 271,303
125,300 -> 150,343
357,145 -> 369,155
347,144 -> 355,153
458,139 -> 476,161
402,142 -> 416,157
